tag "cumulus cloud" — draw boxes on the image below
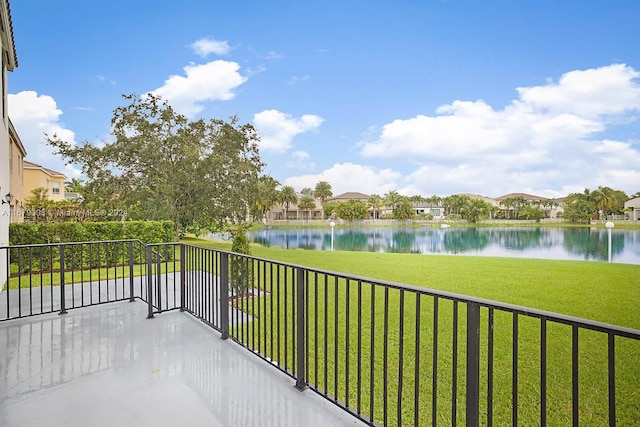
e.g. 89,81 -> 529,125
253,110 -> 324,153
9,91 -> 79,176
152,60 -> 247,116
286,151 -> 316,170
284,163 -> 402,196
190,38 -> 231,57
357,64 -> 640,196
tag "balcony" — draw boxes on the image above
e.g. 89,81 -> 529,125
1,240 -> 639,426
1,300 -> 363,426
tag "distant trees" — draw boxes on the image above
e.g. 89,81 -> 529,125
366,194 -> 384,219
278,185 -> 298,219
23,187 -> 83,223
499,197 -> 528,219
336,199 -> 368,221
264,184 -> 631,224
563,186 -> 628,222
253,176 -> 280,219
297,195 -> 316,220
441,194 -> 470,217
461,198 -> 492,223
313,181 -> 333,218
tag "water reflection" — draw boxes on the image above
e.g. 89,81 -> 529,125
246,227 -> 640,264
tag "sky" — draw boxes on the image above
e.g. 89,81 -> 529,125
7,0 -> 640,199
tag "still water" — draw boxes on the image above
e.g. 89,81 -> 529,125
245,227 -> 640,264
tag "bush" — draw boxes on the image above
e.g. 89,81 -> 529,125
8,221 -> 175,275
230,227 -> 253,296
9,220 -> 174,246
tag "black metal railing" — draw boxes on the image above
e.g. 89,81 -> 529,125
1,240 -> 639,426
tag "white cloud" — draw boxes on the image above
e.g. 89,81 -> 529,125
286,151 -> 316,170
152,60 -> 247,116
253,110 -> 324,153
357,64 -> 640,196
516,64 -> 640,119
284,163 -> 402,196
288,75 -> 310,84
9,91 -> 79,176
91,74 -> 116,85
266,51 -> 283,60
190,38 -> 231,57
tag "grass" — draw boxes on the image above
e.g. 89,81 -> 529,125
182,236 -> 640,426
182,236 -> 640,329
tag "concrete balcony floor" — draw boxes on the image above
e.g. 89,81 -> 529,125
0,301 -> 366,427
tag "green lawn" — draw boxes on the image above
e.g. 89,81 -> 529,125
183,236 -> 640,329
184,236 -> 640,426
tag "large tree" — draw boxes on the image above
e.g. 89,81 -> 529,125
47,94 -> 264,239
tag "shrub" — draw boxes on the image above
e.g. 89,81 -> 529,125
230,226 -> 253,297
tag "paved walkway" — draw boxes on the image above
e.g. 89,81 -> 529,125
0,300 -> 366,427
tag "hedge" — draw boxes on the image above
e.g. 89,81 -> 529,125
7,221 -> 175,275
9,220 -> 174,246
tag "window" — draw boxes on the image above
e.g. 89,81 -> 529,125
52,182 -> 60,195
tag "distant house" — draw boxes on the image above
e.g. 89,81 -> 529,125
461,193 -> 500,207
7,119 -> 26,222
23,160 -> 67,202
327,192 -> 376,218
327,192 -> 371,203
270,193 -> 323,221
494,192 -> 563,218
625,197 -> 640,221
413,202 -> 445,219
0,0 -> 18,249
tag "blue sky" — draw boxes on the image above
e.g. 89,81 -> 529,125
8,0 -> 640,199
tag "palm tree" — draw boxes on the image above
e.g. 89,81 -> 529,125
383,190 -> 404,214
313,181 -> 333,218
367,194 -> 383,219
297,195 -> 316,220
65,177 -> 85,192
279,186 -> 298,220
253,176 -> 280,220
593,186 -> 615,219
425,195 -> 442,205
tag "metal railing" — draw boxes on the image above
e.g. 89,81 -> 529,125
1,240 -> 639,426
0,240 -> 179,320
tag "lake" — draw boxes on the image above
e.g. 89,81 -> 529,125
243,227 -> 640,264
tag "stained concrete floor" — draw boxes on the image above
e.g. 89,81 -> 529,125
0,300 -> 366,427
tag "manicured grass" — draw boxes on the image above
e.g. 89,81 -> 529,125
183,236 -> 640,329
184,236 -> 640,425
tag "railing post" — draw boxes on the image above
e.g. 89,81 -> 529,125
180,244 -> 186,311
59,245 -> 67,315
146,245 -> 154,319
466,302 -> 481,427
295,267 -> 307,391
156,251 -> 162,312
128,240 -> 135,302
220,252 -> 229,339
